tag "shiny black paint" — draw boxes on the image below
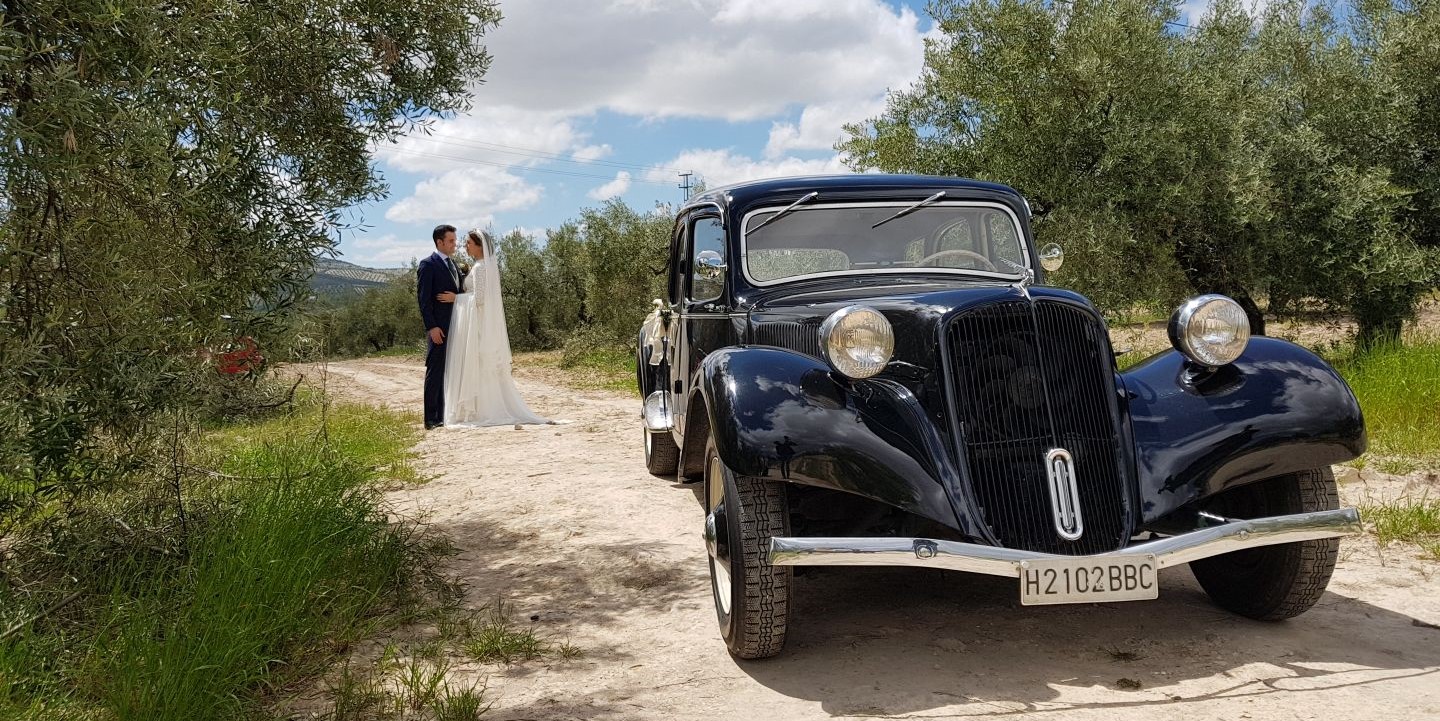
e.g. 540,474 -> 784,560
699,347 -> 965,531
700,280 -> 1366,540
655,174 -> 1366,546
1119,337 -> 1366,524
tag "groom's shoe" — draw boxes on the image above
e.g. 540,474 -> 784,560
425,422 -> 444,430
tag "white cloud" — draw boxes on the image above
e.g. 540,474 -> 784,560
474,0 -> 927,121
503,225 -> 551,241
1178,0 -> 1274,26
571,144 -> 613,162
765,98 -> 887,159
385,166 -> 541,229
587,171 -> 633,200
370,0 -> 930,239
377,105 -> 599,174
342,234 -> 426,267
646,149 -> 851,188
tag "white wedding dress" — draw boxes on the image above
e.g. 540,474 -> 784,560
442,253 -> 549,427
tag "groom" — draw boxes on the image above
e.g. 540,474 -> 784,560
417,224 -> 461,429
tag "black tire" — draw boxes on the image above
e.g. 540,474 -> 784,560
1190,467 -> 1340,621
704,435 -> 790,659
644,427 -> 680,476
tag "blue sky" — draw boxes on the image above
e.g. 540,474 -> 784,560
338,0 -> 1213,267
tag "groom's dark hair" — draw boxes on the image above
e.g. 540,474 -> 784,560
432,224 -> 456,244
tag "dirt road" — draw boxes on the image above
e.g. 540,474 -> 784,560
320,357 -> 1440,721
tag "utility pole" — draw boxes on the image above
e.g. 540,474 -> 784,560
678,172 -> 694,202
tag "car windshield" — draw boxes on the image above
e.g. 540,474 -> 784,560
743,203 -> 1029,285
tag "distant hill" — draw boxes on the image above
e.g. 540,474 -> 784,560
312,258 -> 407,295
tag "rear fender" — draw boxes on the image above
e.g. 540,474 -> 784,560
1121,337 -> 1366,524
699,347 -> 962,531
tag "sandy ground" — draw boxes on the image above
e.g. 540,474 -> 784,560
307,357 -> 1440,721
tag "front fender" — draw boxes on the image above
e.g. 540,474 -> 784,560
1121,337 -> 1366,524
699,347 -> 962,531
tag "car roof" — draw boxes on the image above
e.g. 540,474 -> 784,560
682,174 -> 1026,215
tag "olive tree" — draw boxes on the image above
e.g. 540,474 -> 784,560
496,229 -> 551,350
579,199 -> 673,342
840,0 -> 1439,343
542,222 -> 591,331
0,0 -> 502,509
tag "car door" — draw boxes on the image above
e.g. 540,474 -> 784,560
668,212 -> 728,437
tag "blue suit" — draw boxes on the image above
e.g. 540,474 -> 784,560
417,251 -> 462,427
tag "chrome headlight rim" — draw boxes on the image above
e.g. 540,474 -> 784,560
1168,294 -> 1251,368
818,305 -> 895,380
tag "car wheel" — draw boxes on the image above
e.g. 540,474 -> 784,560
644,427 -> 679,476
704,434 -> 790,659
1190,467 -> 1340,621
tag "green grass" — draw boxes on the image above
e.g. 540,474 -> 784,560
561,345 -> 636,393
367,342 -> 426,359
457,602 -> 547,665
1361,497 -> 1440,559
1113,347 -> 1162,371
0,402 -> 435,721
1331,337 -> 1440,472
513,349 -> 635,394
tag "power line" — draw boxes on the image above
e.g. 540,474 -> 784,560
413,133 -> 693,175
381,147 -> 681,186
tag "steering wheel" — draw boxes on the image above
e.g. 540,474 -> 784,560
915,248 -> 998,272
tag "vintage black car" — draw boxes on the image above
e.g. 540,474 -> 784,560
636,175 -> 1364,659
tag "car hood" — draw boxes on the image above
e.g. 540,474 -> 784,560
744,277 -> 1099,369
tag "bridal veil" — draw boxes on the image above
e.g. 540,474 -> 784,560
443,231 -> 548,427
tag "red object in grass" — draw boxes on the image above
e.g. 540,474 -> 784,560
215,336 -> 264,375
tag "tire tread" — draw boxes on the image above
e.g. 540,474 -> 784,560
1191,467 -> 1340,621
731,475 -> 790,659
645,429 -> 680,476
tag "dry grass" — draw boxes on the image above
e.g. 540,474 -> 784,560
513,350 -> 634,394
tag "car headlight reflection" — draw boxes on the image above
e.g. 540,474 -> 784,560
1168,294 -> 1250,367
819,305 -> 894,379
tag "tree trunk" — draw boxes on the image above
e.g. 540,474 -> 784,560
1354,292 -> 1410,350
1173,237 -> 1266,336
1232,289 -> 1266,338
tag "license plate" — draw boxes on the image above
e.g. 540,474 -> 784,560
1019,554 -> 1158,606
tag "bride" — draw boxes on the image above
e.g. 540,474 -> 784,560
443,229 -> 549,427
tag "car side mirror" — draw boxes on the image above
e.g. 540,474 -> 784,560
1039,243 -> 1064,272
696,249 -> 727,279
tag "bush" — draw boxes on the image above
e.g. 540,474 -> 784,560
307,268 -> 426,359
0,401 -> 439,721
0,0 -> 501,528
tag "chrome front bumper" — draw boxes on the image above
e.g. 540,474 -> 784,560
768,508 -> 1362,576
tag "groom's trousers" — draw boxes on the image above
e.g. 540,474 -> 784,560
424,337 -> 445,427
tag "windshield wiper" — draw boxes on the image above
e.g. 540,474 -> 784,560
997,257 -> 1030,276
745,191 -> 818,237
872,191 -> 945,229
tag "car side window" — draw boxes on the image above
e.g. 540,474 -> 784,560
689,216 -> 725,302
669,221 -> 689,305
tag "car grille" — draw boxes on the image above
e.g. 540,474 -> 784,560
753,320 -> 822,358
946,299 -> 1132,554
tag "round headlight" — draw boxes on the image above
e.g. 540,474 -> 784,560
819,305 -> 894,379
1168,294 -> 1251,367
